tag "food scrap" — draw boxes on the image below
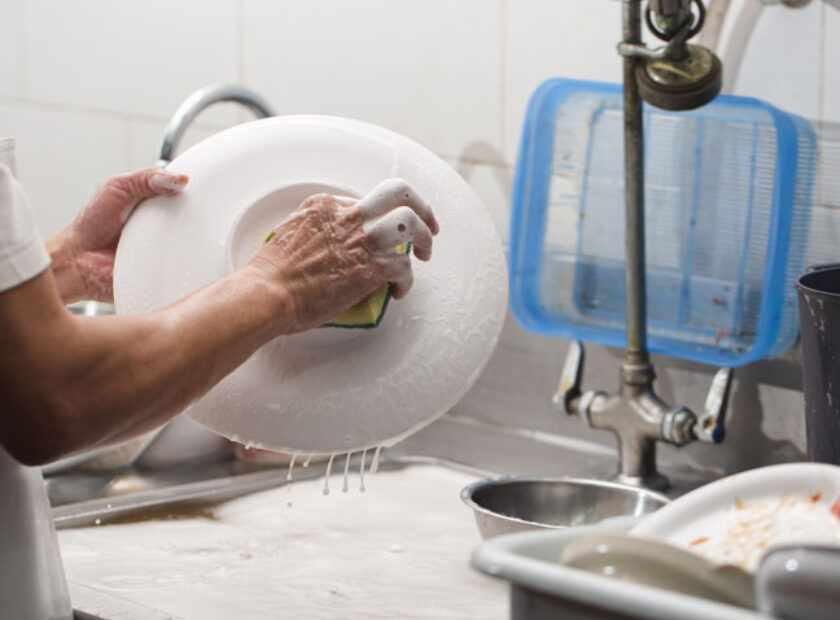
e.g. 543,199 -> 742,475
831,496 -> 840,520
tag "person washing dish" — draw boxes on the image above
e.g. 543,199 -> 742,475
0,136 -> 438,619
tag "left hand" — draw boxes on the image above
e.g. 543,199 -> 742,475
48,167 -> 188,303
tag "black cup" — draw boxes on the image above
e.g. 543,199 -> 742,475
797,264 -> 840,464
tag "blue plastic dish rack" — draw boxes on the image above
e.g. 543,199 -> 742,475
510,79 -> 817,367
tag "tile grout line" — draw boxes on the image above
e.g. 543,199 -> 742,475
500,0 -> 508,166
237,0 -> 245,86
819,0 -> 826,128
16,0 -> 25,97
0,95 -> 233,135
125,117 -> 133,169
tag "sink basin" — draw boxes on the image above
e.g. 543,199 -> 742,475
462,477 -> 670,539
46,415 -> 717,619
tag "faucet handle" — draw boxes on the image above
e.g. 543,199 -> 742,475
553,341 -> 585,415
695,367 -> 733,443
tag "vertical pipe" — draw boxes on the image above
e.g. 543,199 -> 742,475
623,0 -> 648,359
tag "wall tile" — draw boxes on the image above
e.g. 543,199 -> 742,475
822,1 -> 840,124
0,103 -> 127,236
127,108 -> 249,171
805,205 -> 840,267
449,159 -> 512,244
242,0 -> 503,162
0,0 -> 21,97
504,0 -> 622,165
731,0 -> 822,119
23,0 -> 240,123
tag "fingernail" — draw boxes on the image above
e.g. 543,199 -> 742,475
150,172 -> 188,193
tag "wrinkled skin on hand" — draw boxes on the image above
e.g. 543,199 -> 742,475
252,178 -> 439,334
49,167 -> 188,303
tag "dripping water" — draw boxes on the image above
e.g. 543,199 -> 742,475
371,446 -> 382,474
286,454 -> 296,494
303,453 -> 314,468
342,452 -> 351,493
322,454 -> 335,496
359,448 -> 367,493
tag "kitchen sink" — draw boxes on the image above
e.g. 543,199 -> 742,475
49,415 -> 718,619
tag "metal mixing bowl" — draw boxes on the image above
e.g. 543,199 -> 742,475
462,477 -> 670,539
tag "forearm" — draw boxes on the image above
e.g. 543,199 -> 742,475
0,265 -> 290,464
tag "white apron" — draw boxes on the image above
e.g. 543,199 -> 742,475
0,137 -> 73,620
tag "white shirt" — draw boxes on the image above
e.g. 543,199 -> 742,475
0,137 -> 73,620
0,138 -> 50,292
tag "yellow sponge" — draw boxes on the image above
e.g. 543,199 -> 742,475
326,242 -> 410,329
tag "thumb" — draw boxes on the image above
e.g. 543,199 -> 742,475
108,167 -> 189,200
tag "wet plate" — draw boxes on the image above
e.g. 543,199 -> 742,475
631,463 -> 840,572
114,115 -> 507,456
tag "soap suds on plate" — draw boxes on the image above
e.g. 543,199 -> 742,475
59,466 -> 505,620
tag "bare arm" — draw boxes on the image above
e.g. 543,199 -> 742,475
0,177 -> 437,465
0,261 -> 290,465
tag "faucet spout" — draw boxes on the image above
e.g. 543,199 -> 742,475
156,84 -> 277,164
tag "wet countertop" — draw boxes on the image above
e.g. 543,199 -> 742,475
58,415 -> 718,619
62,463 -> 506,619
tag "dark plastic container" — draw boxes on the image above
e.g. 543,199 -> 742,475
797,264 -> 840,464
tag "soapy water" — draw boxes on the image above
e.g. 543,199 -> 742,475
58,466 -> 506,620
323,454 -> 335,496
342,453 -> 351,493
359,449 -> 367,493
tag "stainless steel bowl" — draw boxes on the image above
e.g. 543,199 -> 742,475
462,477 -> 670,539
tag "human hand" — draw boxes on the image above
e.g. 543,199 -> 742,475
47,167 -> 189,303
250,178 -> 439,334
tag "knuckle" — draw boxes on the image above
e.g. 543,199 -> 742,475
347,247 -> 368,263
104,173 -> 127,189
386,178 -> 411,196
300,193 -> 332,209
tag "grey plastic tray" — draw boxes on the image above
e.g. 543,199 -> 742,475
471,522 -> 765,620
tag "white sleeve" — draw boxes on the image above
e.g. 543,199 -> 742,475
0,163 -> 50,293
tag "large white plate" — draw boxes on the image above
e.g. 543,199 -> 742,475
631,463 -> 840,572
114,115 -> 507,455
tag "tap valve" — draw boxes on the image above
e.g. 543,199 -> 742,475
552,341 -> 585,415
694,367 -> 733,444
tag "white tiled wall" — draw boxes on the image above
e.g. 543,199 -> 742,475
2,0 -> 839,474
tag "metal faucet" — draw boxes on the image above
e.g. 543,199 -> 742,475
554,0 -> 732,490
156,84 -> 277,164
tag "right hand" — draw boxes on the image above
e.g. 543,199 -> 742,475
250,178 -> 439,334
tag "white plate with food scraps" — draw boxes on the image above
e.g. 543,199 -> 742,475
631,463 -> 840,573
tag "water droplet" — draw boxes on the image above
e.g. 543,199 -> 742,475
323,453 -> 335,496
342,452 -> 351,493
359,448 -> 367,493
371,446 -> 382,474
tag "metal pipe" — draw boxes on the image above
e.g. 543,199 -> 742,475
156,84 -> 277,164
623,0 -> 649,359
